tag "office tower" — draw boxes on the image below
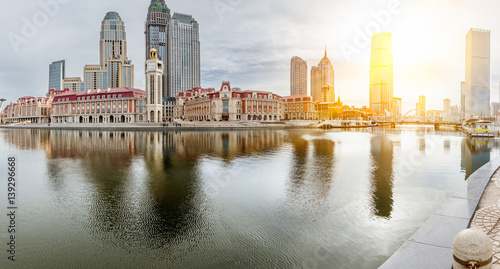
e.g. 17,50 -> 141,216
84,65 -> 107,90
465,28 -> 490,118
491,102 -> 499,117
49,60 -> 65,91
310,48 -> 334,102
461,82 -> 465,119
167,13 -> 200,98
63,77 -> 84,92
443,99 -> 451,119
290,56 -> 307,96
146,47 -> 164,122
99,11 -> 134,89
392,97 -> 402,116
370,32 -> 394,113
145,0 -> 171,97
417,96 -> 426,117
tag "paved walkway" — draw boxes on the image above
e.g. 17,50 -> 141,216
471,169 -> 500,268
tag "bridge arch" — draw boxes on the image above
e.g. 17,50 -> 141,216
403,109 -> 417,117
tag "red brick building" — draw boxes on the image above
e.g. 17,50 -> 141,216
50,88 -> 146,124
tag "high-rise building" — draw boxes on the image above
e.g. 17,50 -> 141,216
84,65 -> 107,90
443,99 -> 451,119
290,56 -> 307,96
461,81 -> 466,119
145,47 -> 164,122
392,97 -> 402,116
145,0 -> 171,97
370,32 -> 394,113
465,28 -> 490,118
416,96 -> 426,117
49,60 -> 65,91
310,49 -> 334,102
99,11 -> 134,89
491,102 -> 499,118
167,13 -> 200,98
63,77 -> 84,92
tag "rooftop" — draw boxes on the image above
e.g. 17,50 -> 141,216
103,11 -> 122,21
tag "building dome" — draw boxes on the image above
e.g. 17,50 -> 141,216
149,47 -> 158,60
103,11 -> 122,21
148,0 -> 170,14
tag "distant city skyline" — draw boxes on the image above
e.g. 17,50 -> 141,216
3,1 -> 500,113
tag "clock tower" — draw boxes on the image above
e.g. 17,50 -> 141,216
145,47 -> 163,123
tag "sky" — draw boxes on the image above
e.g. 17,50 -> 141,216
1,0 -> 500,114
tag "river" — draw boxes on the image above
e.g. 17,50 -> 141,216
0,126 -> 498,268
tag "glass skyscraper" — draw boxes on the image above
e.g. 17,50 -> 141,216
369,32 -> 393,114
167,13 -> 200,98
465,28 -> 490,118
49,60 -> 65,91
61,12 -> 134,92
145,0 -> 171,98
99,11 -> 134,89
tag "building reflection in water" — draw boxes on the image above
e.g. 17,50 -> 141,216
2,129 -> 286,250
287,131 -> 335,203
462,138 -> 493,179
370,135 -> 394,219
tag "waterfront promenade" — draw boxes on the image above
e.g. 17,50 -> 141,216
381,157 -> 500,268
471,169 -> 500,268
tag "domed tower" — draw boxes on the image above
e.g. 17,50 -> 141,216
145,47 -> 164,123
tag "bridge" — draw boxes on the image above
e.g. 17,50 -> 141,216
316,116 -> 463,129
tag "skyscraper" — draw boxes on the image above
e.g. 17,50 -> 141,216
310,49 -> 334,102
290,56 -> 307,96
49,60 -> 65,91
443,99 -> 451,118
417,96 -> 426,117
99,11 -> 134,89
370,32 -> 393,114
465,28 -> 490,118
167,13 -> 200,98
461,81 -> 466,119
145,0 -> 171,97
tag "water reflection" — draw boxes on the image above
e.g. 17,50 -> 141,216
462,138 -> 493,179
2,127 -> 500,269
287,131 -> 335,203
370,135 -> 395,219
3,129 -> 286,249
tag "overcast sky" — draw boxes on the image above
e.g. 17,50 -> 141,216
1,0 -> 500,113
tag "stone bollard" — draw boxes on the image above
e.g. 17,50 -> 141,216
453,228 -> 493,269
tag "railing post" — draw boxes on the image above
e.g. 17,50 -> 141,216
453,228 -> 493,269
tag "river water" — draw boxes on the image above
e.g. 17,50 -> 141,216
0,127 -> 498,268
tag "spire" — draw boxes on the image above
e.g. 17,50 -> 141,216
325,44 -> 327,57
